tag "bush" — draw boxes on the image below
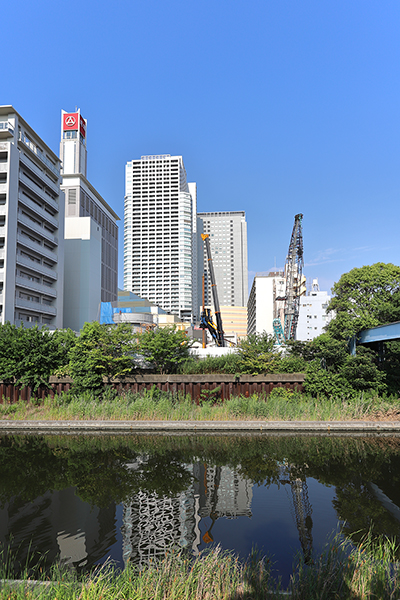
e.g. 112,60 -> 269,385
68,322 -> 136,396
178,353 -> 241,374
303,360 -> 352,398
138,326 -> 192,374
237,332 -> 279,374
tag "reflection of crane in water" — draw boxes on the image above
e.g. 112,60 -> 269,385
202,465 -> 221,544
280,464 -> 313,563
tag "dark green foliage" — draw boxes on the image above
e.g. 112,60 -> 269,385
236,331 -> 279,374
303,360 -> 352,398
285,263 -> 400,396
68,321 -> 137,396
340,347 -> 387,394
274,354 -> 307,373
326,262 -> 400,341
0,323 -> 76,391
178,352 -> 241,374
294,338 -> 386,398
138,325 -> 192,374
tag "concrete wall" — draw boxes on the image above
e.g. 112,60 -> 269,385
63,217 -> 101,331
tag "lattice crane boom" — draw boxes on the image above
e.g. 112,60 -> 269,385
283,213 -> 304,341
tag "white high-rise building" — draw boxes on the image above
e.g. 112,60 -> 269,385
60,109 -> 119,330
296,278 -> 334,341
0,106 -> 64,328
197,211 -> 248,312
124,155 -> 196,321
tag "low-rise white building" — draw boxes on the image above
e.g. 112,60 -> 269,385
296,279 -> 333,341
247,272 -> 286,337
0,106 -> 64,328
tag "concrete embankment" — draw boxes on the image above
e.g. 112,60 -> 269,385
0,419 -> 400,433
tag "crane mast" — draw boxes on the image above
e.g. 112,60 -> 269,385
200,233 -> 225,347
283,213 -> 304,340
273,214 -> 304,342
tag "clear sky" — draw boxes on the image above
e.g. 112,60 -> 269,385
5,0 -> 400,295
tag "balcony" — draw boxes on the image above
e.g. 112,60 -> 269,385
18,132 -> 59,177
15,296 -> 57,316
19,152 -> 59,196
18,213 -> 58,245
0,163 -> 7,174
0,183 -> 7,194
15,276 -> 57,298
0,122 -> 14,138
18,194 -> 58,229
16,253 -> 57,279
17,234 -> 58,263
19,173 -> 59,211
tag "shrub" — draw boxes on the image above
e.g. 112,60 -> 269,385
68,322 -> 136,396
138,326 -> 192,374
237,332 -> 279,374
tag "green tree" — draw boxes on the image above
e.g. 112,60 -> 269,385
68,321 -> 137,395
327,263 -> 400,340
138,326 -> 192,374
237,331 -> 279,374
0,323 -> 77,392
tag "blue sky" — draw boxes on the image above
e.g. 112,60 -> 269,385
6,0 -> 400,295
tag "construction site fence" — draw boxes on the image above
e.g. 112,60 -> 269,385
0,374 -> 305,404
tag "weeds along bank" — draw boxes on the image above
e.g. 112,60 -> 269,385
0,534 -> 399,599
0,387 -> 398,421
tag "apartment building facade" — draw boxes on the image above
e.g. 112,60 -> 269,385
124,155 -> 196,321
0,106 -> 64,328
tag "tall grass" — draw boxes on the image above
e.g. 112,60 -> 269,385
0,387 -> 398,421
290,532 -> 400,599
0,535 -> 399,599
0,547 -> 280,600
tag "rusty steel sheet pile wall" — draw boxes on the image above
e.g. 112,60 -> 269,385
0,374 -> 304,403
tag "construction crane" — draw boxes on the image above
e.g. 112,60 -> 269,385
279,463 -> 314,564
200,233 -> 225,347
273,213 -> 304,343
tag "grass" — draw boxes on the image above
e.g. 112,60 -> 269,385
0,387 -> 399,422
0,534 -> 399,599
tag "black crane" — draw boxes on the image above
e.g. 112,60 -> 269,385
200,233 -> 225,347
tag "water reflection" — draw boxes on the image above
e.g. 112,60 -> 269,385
0,433 -> 399,581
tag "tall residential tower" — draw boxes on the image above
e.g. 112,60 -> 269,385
0,106 -> 64,328
124,155 -> 197,321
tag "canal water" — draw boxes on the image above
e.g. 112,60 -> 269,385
0,432 -> 399,584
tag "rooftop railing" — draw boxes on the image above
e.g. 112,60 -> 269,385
18,133 -> 59,177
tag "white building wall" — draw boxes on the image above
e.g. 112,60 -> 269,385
124,155 -> 196,321
297,279 -> 333,341
188,182 -> 199,320
0,106 -> 64,329
197,211 -> 248,312
247,274 -> 286,337
63,217 -> 101,331
61,109 -> 119,307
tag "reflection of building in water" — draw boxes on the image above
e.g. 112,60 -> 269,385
194,464 -> 253,519
122,488 -> 196,568
0,488 -> 117,571
122,461 -> 253,567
